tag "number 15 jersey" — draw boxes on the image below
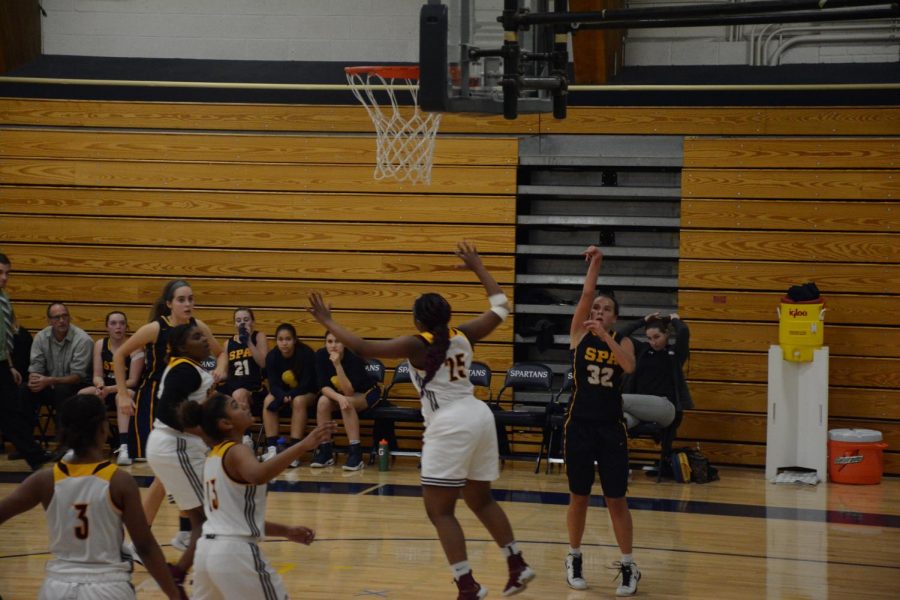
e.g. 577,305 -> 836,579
569,330 -> 626,424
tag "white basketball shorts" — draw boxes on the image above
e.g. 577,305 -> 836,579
193,536 -> 289,600
146,420 -> 207,510
420,397 -> 499,487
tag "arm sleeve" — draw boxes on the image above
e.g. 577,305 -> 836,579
29,334 -> 46,374
314,348 -> 334,391
294,344 -> 317,394
618,318 -> 645,338
68,333 -> 94,379
265,350 -> 288,399
671,319 -> 690,365
343,351 -> 374,392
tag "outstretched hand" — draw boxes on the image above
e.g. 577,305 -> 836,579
454,240 -> 484,271
307,292 -> 332,325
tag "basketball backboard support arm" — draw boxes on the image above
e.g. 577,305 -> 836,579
419,0 -> 899,120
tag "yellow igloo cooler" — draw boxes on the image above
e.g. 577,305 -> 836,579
778,299 -> 825,362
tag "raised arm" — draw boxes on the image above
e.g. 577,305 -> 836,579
669,314 -> 690,364
454,240 -> 509,344
307,293 -> 423,360
570,246 -> 603,348
227,421 -> 336,485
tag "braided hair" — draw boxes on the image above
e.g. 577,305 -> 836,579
412,293 -> 452,395
59,394 -> 107,456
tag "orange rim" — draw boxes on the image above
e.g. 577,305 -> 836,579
345,65 -> 420,80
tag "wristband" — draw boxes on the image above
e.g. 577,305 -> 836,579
488,293 -> 508,307
490,305 -> 510,321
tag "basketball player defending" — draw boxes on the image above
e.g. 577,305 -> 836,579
308,241 -> 535,599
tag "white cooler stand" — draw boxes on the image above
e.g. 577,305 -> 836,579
765,345 -> 829,482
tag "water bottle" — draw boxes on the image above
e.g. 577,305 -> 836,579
378,439 -> 390,471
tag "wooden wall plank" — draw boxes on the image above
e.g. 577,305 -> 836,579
678,412 -> 767,443
688,382 -> 900,420
0,215 -> 515,254
13,303 -> 513,344
679,260 -> 900,294
689,320 -> 900,358
6,244 -> 515,283
679,291 -> 900,326
682,199 -> 900,232
4,100 -> 898,137
683,169 -> 899,200
0,186 -> 516,225
0,128 -> 518,166
680,230 -> 900,264
0,98 -> 540,134
684,137 -> 900,169
539,106 -> 900,135
0,158 -> 516,195
9,274 -> 509,313
690,351 -> 900,389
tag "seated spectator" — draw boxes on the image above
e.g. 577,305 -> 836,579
217,307 -> 268,419
0,253 -> 52,469
21,302 -> 93,434
78,311 -> 145,465
310,331 -> 381,471
261,323 -> 317,466
619,312 -> 692,430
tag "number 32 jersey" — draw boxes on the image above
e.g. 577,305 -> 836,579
569,330 -> 626,424
410,328 -> 475,427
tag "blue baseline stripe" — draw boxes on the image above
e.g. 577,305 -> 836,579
2,471 -> 897,529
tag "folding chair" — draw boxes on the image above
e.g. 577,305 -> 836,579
467,360 -> 492,402
492,362 -> 555,473
366,361 -> 423,463
544,367 -> 573,473
629,411 -> 683,482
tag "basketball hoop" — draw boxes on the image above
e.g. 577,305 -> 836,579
345,65 -> 441,185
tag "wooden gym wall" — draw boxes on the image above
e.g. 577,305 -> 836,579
1,99 -> 899,472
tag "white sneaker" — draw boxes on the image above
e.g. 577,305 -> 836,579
289,457 -> 301,468
170,530 -> 191,552
62,449 -> 75,462
242,434 -> 254,449
615,562 -> 640,596
565,553 -> 588,590
115,444 -> 132,466
261,445 -> 277,462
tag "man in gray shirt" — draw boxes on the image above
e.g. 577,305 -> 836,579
21,302 -> 93,429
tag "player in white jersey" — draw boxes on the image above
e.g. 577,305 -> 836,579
178,392 -> 335,599
308,241 -> 536,600
0,394 -> 182,600
144,321 -> 218,594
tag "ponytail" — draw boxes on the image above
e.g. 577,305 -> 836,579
412,293 -> 452,395
179,393 -> 231,443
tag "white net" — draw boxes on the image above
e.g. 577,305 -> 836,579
346,67 -> 442,185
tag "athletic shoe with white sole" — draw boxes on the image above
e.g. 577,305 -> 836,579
565,552 -> 588,590
614,561 -> 641,596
